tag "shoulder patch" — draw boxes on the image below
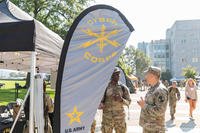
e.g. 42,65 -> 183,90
158,95 -> 165,102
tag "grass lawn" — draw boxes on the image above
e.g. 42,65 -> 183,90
0,80 -> 55,106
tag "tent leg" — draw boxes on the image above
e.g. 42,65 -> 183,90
29,52 -> 36,133
34,74 -> 44,133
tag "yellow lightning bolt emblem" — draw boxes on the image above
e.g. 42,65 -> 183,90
80,24 -> 122,53
66,106 -> 84,125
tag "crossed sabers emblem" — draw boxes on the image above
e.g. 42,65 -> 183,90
80,24 -> 122,53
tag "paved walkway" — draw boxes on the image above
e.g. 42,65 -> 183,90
94,88 -> 200,133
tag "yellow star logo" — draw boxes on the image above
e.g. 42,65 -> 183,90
66,106 -> 84,125
80,24 -> 122,53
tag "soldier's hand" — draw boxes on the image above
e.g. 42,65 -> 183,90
137,97 -> 145,108
113,94 -> 123,102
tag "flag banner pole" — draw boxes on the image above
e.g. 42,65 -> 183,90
54,4 -> 134,133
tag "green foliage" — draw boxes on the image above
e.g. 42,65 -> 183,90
182,65 -> 197,79
118,45 -> 151,78
0,88 -> 27,105
135,49 -> 151,78
161,69 -> 172,81
11,0 -> 93,38
118,53 -> 132,75
0,80 -> 26,89
0,80 -> 55,105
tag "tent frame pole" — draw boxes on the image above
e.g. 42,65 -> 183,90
29,51 -> 36,133
10,88 -> 30,133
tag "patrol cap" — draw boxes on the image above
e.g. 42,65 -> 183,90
113,67 -> 121,74
172,81 -> 177,84
144,66 -> 161,78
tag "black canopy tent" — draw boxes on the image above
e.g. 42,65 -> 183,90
0,0 -> 64,72
0,0 -> 64,132
0,1 -> 34,52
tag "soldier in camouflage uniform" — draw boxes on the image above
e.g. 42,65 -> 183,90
137,66 -> 168,133
43,91 -> 54,132
164,80 -> 169,88
168,81 -> 180,120
100,67 -> 131,133
23,81 -> 54,133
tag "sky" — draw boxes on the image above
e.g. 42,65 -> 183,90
91,0 -> 200,47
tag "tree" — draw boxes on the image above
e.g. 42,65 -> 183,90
182,65 -> 197,79
11,0 -> 93,38
161,69 -> 172,82
118,45 -> 151,78
135,49 -> 151,78
118,53 -> 132,75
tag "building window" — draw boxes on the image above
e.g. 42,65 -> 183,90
159,45 -> 162,50
166,53 -> 169,58
166,45 -> 169,50
181,58 -> 186,62
154,45 -> 157,50
192,58 -> 198,63
181,39 -> 186,44
161,54 -> 165,58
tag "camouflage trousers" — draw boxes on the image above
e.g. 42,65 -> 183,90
169,102 -> 176,116
101,115 -> 126,133
91,120 -> 96,133
143,128 -> 165,133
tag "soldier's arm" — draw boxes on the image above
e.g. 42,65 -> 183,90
143,89 -> 168,117
98,89 -> 107,110
176,88 -> 181,100
122,85 -> 131,106
100,89 -> 107,104
46,95 -> 54,113
168,87 -> 172,93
